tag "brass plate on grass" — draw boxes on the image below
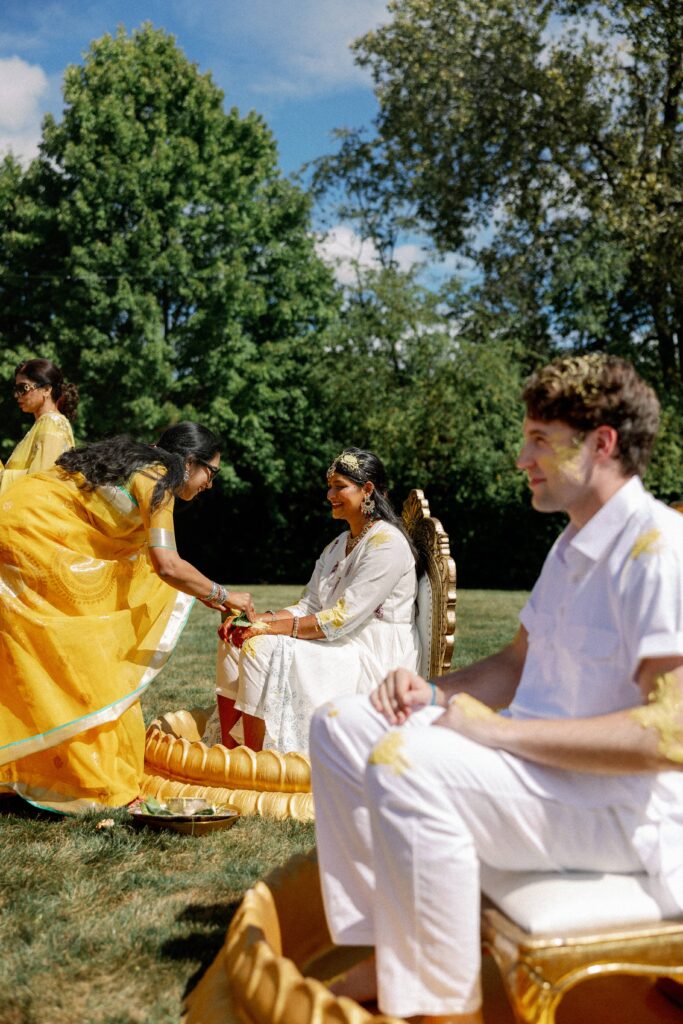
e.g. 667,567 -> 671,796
130,797 -> 239,836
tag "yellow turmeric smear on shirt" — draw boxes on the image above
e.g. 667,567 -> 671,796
367,529 -> 392,548
631,672 -> 683,764
629,529 -> 663,560
318,597 -> 348,630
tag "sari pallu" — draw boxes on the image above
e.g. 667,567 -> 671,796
0,466 -> 193,812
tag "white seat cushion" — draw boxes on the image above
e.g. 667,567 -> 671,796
415,573 -> 432,679
480,864 -> 681,934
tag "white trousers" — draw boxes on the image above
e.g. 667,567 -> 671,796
310,695 -> 646,1017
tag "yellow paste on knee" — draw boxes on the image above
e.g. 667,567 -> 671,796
631,672 -> 683,764
241,621 -> 271,659
368,732 -> 412,775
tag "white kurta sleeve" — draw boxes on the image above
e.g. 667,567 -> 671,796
316,526 -> 413,641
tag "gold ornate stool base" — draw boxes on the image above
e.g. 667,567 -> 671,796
143,707 -> 314,821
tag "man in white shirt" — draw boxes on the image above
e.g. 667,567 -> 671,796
309,353 -> 683,1024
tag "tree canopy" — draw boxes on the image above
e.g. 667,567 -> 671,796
318,0 -> 683,386
0,24 -> 337,499
1,14 -> 680,587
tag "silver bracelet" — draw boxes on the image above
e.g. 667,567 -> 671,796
204,582 -> 228,604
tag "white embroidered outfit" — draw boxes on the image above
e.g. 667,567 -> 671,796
216,520 -> 420,753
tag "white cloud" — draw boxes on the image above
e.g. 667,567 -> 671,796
316,224 -> 424,285
179,0 -> 390,98
0,56 -> 49,162
394,243 -> 423,274
316,224 -> 381,284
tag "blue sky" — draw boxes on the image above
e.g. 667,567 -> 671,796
0,0 -> 455,281
0,0 -> 387,173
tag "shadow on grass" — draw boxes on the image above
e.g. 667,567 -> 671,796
0,794 -> 65,821
161,900 -> 241,998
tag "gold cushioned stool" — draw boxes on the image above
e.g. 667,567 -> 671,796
480,864 -> 683,1023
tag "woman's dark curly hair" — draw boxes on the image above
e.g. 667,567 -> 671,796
327,446 -> 417,560
56,422 -> 221,511
16,357 -> 79,421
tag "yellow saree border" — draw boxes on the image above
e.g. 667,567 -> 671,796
0,592 -> 194,768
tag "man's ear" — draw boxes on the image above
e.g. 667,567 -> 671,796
593,424 -> 619,462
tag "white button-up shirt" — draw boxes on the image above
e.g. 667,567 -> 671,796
512,475 -> 683,720
504,476 -> 683,904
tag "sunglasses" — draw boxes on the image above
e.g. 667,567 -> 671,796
196,458 -> 220,480
13,381 -> 46,396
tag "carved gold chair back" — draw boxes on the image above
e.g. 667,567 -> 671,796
402,489 -> 457,679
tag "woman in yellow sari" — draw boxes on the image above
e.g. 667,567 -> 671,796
0,422 -> 255,813
0,357 -> 79,494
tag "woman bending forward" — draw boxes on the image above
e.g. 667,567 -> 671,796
0,422 -> 254,812
216,448 -> 420,753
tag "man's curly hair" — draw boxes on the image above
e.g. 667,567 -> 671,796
522,354 -> 660,476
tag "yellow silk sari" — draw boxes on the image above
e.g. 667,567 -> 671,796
0,465 -> 193,812
0,412 -> 75,495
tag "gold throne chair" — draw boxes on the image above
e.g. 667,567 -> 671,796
142,489 -> 456,820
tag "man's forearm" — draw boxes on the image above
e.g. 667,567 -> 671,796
435,629 -> 527,710
498,711 -> 668,773
436,657 -> 683,776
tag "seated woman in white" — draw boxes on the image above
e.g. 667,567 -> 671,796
216,448 -> 421,753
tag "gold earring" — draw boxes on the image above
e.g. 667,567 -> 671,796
360,491 -> 376,518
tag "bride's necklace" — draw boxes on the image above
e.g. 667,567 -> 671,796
346,519 -> 375,555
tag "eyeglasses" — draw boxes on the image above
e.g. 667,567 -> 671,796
13,382 -> 45,396
196,458 -> 220,480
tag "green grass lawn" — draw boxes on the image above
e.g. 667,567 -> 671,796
0,587 -> 526,1024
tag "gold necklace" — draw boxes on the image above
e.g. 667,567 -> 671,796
346,519 -> 374,555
